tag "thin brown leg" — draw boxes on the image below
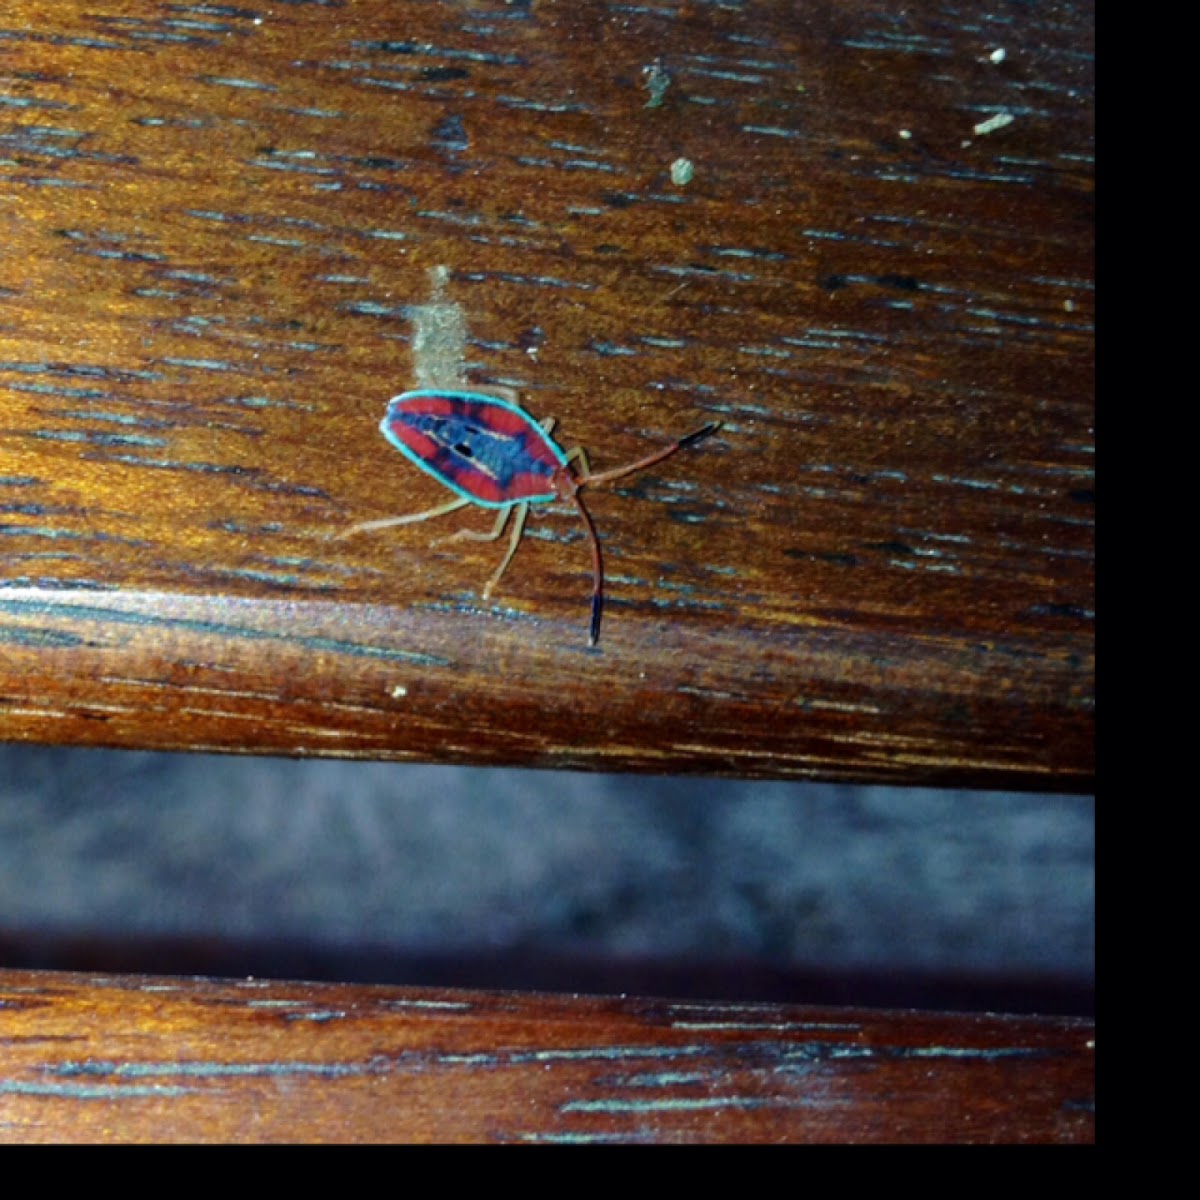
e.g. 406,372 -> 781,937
481,503 -> 529,599
434,505 -> 511,549
335,496 -> 470,539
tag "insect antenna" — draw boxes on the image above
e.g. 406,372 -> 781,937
578,422 -> 721,489
572,422 -> 719,645
569,491 -> 604,646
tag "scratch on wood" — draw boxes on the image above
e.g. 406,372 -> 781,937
410,266 -> 468,389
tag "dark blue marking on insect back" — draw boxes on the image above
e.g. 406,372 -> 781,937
381,390 -> 566,507
408,412 -> 550,495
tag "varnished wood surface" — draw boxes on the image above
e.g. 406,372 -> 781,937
0,968 -> 1094,1143
0,1 -> 1094,786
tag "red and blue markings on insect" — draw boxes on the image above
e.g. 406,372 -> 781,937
340,388 -> 719,645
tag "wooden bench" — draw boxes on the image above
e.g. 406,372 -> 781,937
0,0 -> 1094,1142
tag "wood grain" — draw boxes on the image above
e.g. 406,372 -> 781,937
0,0 -> 1094,787
0,968 -> 1095,1143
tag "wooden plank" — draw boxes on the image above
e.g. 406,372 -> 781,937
0,1 -> 1094,787
0,968 -> 1095,1143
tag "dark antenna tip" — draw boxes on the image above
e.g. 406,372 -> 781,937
589,592 -> 602,647
679,421 -> 722,450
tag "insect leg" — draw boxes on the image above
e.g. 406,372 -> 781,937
434,504 -> 510,550
428,504 -> 529,599
564,443 -> 592,476
482,502 -> 529,599
336,496 -> 471,539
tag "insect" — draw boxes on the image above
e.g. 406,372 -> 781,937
338,388 -> 719,645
